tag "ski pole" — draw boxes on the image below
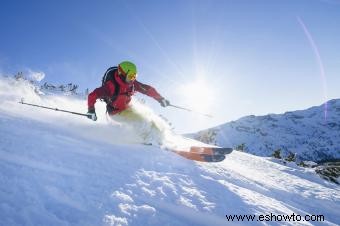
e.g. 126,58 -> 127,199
18,99 -> 90,117
168,104 -> 213,118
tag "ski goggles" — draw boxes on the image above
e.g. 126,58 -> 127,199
126,72 -> 137,82
118,66 -> 137,82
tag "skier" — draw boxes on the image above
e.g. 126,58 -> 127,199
87,61 -> 170,121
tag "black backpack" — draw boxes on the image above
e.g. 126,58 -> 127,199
101,67 -> 120,104
102,67 -> 118,86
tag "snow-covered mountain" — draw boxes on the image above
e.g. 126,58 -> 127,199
11,72 -> 88,98
194,100 -> 340,162
0,77 -> 339,225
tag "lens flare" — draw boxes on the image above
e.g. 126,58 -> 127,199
297,17 -> 328,120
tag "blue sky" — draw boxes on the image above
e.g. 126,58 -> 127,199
1,0 -> 340,133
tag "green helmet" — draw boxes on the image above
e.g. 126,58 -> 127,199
118,61 -> 137,82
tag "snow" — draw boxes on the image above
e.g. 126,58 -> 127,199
0,77 -> 339,226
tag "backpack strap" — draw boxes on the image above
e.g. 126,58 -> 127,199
102,66 -> 117,86
101,67 -> 120,104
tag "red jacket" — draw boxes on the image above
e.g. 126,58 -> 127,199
88,70 -> 163,114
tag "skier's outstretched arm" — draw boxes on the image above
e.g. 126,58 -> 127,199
87,82 -> 116,120
134,81 -> 170,107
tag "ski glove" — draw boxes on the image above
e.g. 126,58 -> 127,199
158,98 -> 170,107
87,108 -> 97,121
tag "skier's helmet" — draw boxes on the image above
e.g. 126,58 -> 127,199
118,61 -> 137,82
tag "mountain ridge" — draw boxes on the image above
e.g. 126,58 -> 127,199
194,99 -> 340,162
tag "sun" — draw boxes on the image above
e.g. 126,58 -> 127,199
178,79 -> 215,112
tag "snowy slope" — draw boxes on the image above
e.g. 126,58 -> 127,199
194,100 -> 340,162
0,77 -> 339,226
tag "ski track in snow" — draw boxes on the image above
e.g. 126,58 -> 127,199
0,77 -> 339,226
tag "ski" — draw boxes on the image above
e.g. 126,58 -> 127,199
189,146 -> 233,155
172,150 -> 226,162
140,142 -> 233,163
170,146 -> 233,162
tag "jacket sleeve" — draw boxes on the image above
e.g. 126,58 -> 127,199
88,81 -> 116,109
134,81 -> 163,101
